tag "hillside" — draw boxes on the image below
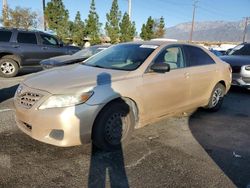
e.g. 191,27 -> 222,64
166,20 -> 250,42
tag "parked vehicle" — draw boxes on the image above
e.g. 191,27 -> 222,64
40,44 -> 110,69
0,27 -> 81,77
209,49 -> 223,56
221,43 -> 250,89
14,41 -> 232,151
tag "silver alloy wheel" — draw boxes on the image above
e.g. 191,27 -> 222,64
0,62 -> 15,75
104,112 -> 129,145
211,88 -> 223,107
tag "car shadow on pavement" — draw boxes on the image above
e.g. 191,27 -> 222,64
0,84 -> 18,103
77,72 -> 129,188
189,87 -> 250,188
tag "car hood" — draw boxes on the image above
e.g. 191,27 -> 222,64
220,55 -> 250,67
41,55 -> 86,66
23,64 -> 130,94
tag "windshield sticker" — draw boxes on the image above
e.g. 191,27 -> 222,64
140,45 -> 158,49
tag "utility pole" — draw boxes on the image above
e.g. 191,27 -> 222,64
2,0 -> 9,27
2,0 -> 7,9
189,0 -> 198,42
128,0 -> 131,20
42,0 -> 47,31
242,17 -> 250,43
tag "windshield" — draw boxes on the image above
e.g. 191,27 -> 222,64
83,44 -> 157,71
229,44 -> 250,55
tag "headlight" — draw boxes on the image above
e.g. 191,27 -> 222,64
39,91 -> 93,110
245,65 -> 250,71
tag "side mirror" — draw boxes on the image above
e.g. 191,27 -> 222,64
150,63 -> 170,73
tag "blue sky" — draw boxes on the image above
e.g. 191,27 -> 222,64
1,0 -> 250,33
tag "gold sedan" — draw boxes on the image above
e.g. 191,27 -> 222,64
14,41 -> 232,151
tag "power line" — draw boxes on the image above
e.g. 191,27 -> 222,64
189,0 -> 198,42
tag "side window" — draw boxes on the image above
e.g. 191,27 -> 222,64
0,31 -> 12,42
17,32 -> 37,44
40,34 -> 58,46
184,46 -> 215,67
154,46 -> 185,70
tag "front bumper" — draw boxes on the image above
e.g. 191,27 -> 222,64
232,73 -> 250,89
14,85 -> 103,147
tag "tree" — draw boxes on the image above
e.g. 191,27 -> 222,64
85,0 -> 101,45
154,16 -> 166,38
72,11 -> 85,46
140,24 -> 147,40
1,1 -> 10,27
140,16 -> 154,40
105,0 -> 121,44
3,7 -> 38,29
45,0 -> 70,42
120,12 -> 136,42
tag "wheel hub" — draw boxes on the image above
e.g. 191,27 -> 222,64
105,112 -> 129,145
1,62 -> 15,74
211,88 -> 223,107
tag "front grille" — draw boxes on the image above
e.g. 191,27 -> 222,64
242,77 -> 250,84
18,92 -> 42,109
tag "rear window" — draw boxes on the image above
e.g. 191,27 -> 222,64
184,46 -> 215,67
0,30 -> 12,42
229,44 -> 250,55
17,32 -> 37,44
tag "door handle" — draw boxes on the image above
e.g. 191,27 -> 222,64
12,45 -> 20,48
42,47 -> 48,50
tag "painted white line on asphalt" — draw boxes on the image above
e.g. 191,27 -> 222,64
0,109 -> 13,113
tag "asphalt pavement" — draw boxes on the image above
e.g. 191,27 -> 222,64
0,72 -> 249,188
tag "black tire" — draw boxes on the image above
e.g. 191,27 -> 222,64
0,58 -> 19,78
206,83 -> 225,112
92,101 -> 135,151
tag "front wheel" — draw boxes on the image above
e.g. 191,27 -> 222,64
92,101 -> 135,151
206,83 -> 225,112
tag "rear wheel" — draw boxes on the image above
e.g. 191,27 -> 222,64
92,101 -> 135,151
206,83 -> 225,112
0,58 -> 19,78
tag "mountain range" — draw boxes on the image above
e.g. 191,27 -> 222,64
166,20 -> 250,42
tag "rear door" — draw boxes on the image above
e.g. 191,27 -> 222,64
183,45 -> 218,106
15,31 -> 43,66
140,45 -> 191,120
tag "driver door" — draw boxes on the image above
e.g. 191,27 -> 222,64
139,45 -> 191,121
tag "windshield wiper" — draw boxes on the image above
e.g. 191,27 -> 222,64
83,64 -> 105,69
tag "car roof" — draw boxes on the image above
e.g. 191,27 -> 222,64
0,27 -> 52,35
122,41 -> 203,49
